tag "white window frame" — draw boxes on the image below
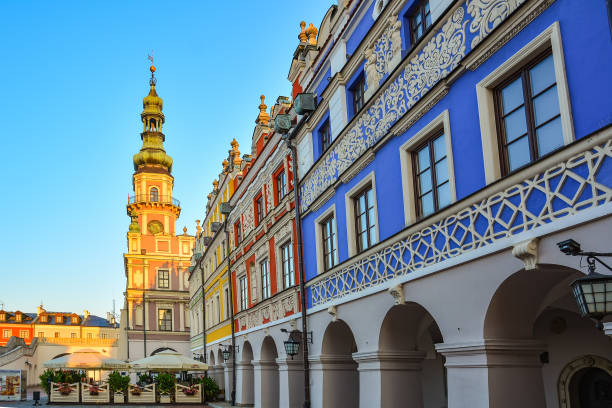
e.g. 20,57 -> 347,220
279,239 -> 295,290
476,21 -> 574,184
399,109 -> 457,225
3,329 -> 9,338
238,274 -> 248,311
345,171 -> 380,257
223,285 -> 230,320
260,258 -> 271,300
20,330 -> 28,339
315,204 -> 339,274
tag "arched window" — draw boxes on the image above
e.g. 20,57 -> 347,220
150,187 -> 159,202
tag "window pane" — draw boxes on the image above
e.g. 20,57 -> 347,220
421,192 -> 434,216
536,117 -> 564,156
360,231 -> 369,251
501,78 -> 524,114
419,169 -> 432,193
369,226 -> 377,246
530,55 -> 555,95
367,188 -> 374,207
532,86 -> 560,126
433,135 -> 446,161
417,145 -> 430,170
437,182 -> 451,208
507,136 -> 531,171
503,107 -> 527,142
435,158 -> 449,184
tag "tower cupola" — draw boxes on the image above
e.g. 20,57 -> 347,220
133,65 -> 173,173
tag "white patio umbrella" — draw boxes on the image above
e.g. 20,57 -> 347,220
129,350 -> 208,372
43,349 -> 129,370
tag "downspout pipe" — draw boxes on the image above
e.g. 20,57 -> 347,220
284,112 -> 311,408
223,218 -> 237,406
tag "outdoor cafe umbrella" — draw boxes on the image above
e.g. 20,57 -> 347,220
43,349 -> 129,370
129,350 -> 209,372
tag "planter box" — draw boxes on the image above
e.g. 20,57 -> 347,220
160,394 -> 172,403
49,382 -> 79,403
113,392 -> 125,404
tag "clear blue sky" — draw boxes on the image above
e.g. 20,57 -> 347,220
0,1 -> 332,317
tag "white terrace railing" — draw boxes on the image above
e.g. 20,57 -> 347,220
49,382 -> 79,403
81,382 -> 110,404
175,383 -> 202,404
127,383 -> 155,404
307,130 -> 612,307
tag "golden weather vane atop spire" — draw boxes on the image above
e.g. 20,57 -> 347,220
147,52 -> 156,85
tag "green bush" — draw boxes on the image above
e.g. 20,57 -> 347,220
197,376 -> 220,401
156,372 -> 175,395
39,369 -> 86,395
137,373 -> 153,386
107,371 -> 130,393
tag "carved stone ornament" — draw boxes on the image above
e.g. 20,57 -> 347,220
365,16 -> 402,99
512,237 -> 539,270
388,284 -> 405,305
327,305 -> 337,322
467,0 -> 526,47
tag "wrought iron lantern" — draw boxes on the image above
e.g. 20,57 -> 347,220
222,347 -> 231,362
558,239 -> 612,328
284,337 -> 300,359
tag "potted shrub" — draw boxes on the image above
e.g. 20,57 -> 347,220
199,376 -> 220,401
157,372 -> 175,403
108,371 -> 130,403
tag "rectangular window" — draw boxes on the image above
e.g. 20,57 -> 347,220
410,0 -> 431,44
70,332 -> 77,338
413,131 -> 451,218
320,120 -> 332,153
354,186 -> 377,253
351,75 -> 365,114
20,330 -> 28,339
2,329 -> 9,338
239,276 -> 248,311
224,287 -> 230,319
158,269 -> 169,289
321,215 -> 337,271
281,241 -> 295,289
54,332 -> 59,338
216,294 -> 221,323
495,51 -> 562,175
158,308 -> 172,331
256,195 -> 264,225
260,259 -> 271,300
235,221 -> 242,245
87,333 -> 93,339
15,314 -> 22,323
38,332 -> 44,338
276,171 -> 287,203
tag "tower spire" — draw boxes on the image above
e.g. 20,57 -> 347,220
133,62 -> 173,174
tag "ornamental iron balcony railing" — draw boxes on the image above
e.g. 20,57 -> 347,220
307,131 -> 612,307
128,194 -> 180,207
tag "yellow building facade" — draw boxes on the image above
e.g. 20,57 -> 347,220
189,139 -> 245,368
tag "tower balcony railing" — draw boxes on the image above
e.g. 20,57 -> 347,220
128,194 -> 180,207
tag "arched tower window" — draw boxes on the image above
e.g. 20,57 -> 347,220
150,187 -> 159,202
150,119 -> 156,132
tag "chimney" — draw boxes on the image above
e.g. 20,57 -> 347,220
37,305 -> 45,316
83,310 -> 90,320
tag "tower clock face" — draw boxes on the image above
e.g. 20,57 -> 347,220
147,220 -> 164,234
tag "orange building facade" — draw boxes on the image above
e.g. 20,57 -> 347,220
122,66 -> 194,360
0,311 -> 34,346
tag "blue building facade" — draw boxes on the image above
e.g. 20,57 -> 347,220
200,1 -> 612,407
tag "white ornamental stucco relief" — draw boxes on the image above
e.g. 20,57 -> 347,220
365,16 -> 402,99
300,7 -> 467,211
467,0 -> 526,47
